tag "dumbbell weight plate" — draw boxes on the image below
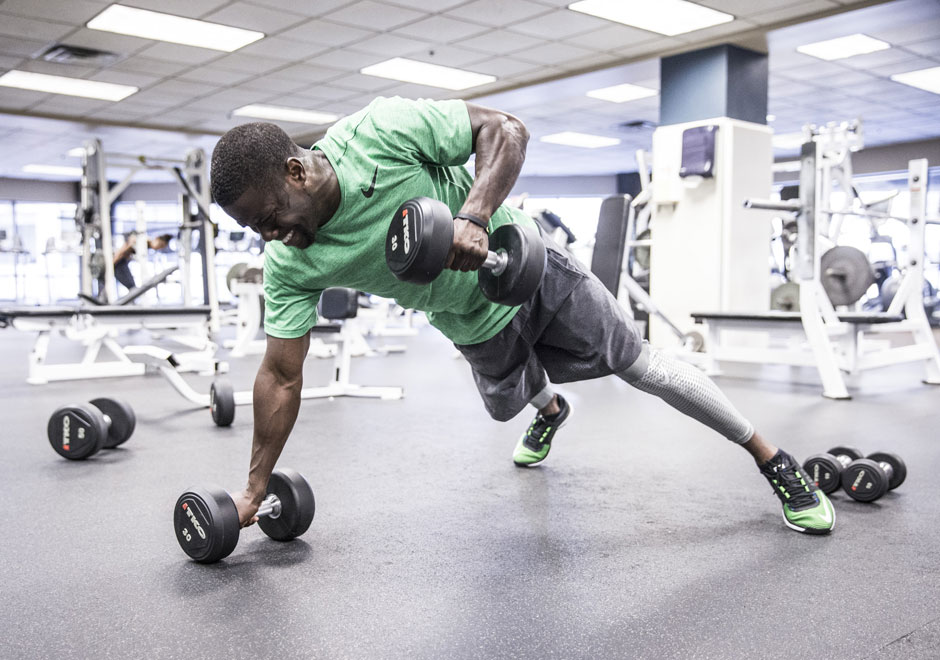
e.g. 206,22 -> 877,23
386,197 -> 454,285
867,452 -> 907,491
47,403 -> 108,460
173,486 -> 241,563
89,397 -> 136,449
841,458 -> 889,503
478,223 -> 546,306
257,468 -> 316,542
802,453 -> 842,494
225,263 -> 249,294
210,380 -> 235,427
828,446 -> 864,462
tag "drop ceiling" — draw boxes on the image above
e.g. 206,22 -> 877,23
0,0 -> 937,182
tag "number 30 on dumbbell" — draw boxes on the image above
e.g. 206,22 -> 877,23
385,197 -> 546,306
47,398 -> 136,460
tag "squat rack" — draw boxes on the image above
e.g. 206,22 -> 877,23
75,140 -> 221,331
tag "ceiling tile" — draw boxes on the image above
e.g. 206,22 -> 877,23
29,95 -> 114,115
0,0 -> 109,24
751,0 -> 840,26
234,36 -> 329,61
469,56 -> 543,79
382,0 -> 466,9
699,0 -> 811,17
512,41 -> 598,67
507,8 -> 610,39
409,46 -> 499,68
291,84 -> 362,102
184,88 -> 272,111
177,66 -> 257,87
345,32 -> 429,57
146,79 -> 221,98
310,48 -> 386,70
322,1 -> 426,31
15,60 -> 100,79
106,57 -> 195,78
869,55 -> 939,77
901,38 -> 940,58
238,75 -> 312,94
209,53 -> 290,75
278,19 -> 378,47
327,72 -> 400,93
869,17 -> 940,46
243,0 -> 354,17
203,2 -> 309,33
0,13 -> 76,42
456,29 -> 544,56
838,47 -> 924,71
566,25 -> 660,52
114,0 -> 230,20
134,43 -> 226,65
394,15 -> 489,43
445,0 -> 551,28
0,88 -> 53,110
0,36 -> 49,58
266,63 -> 346,84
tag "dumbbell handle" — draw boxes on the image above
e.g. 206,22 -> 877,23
483,249 -> 508,276
255,494 -> 282,520
833,452 -> 894,478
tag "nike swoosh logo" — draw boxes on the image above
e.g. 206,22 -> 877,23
818,496 -> 833,524
361,165 -> 377,198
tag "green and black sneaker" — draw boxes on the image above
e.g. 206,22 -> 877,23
512,394 -> 571,467
760,449 -> 835,535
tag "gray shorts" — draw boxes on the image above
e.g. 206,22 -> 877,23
455,245 -> 643,421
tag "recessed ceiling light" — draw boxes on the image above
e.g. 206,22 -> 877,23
772,132 -> 807,150
586,83 -> 658,103
891,66 -> 940,95
568,0 -> 733,37
232,104 -> 340,125
796,33 -> 890,61
540,132 -> 621,148
23,164 -> 84,177
87,4 -> 264,52
360,58 -> 496,90
0,70 -> 137,101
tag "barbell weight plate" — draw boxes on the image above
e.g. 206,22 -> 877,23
477,223 -> 546,307
385,197 -> 454,285
802,453 -> 842,494
89,397 -> 136,449
242,267 -> 263,284
47,403 -> 107,460
173,486 -> 240,563
828,446 -> 864,462
841,458 -> 889,503
820,246 -> 875,307
225,263 -> 249,294
770,281 -> 800,312
867,452 -> 907,491
210,380 -> 236,427
257,468 -> 316,542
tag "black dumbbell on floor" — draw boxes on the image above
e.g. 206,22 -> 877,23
47,397 -> 136,460
803,446 -> 864,494
173,468 -> 315,563
385,197 -> 547,306
210,379 -> 235,427
841,452 -> 907,503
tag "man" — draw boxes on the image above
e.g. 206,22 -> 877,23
112,232 -> 173,290
210,96 -> 834,536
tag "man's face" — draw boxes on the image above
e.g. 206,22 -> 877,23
223,177 -> 318,249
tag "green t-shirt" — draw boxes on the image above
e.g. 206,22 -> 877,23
262,96 -> 535,345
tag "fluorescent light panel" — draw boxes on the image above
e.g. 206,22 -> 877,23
0,70 -> 137,101
540,132 -> 620,148
891,66 -> 940,95
586,82 -> 657,103
568,0 -> 733,36
87,4 -> 264,52
23,164 -> 83,177
796,33 -> 890,61
233,104 -> 339,125
360,58 -> 495,91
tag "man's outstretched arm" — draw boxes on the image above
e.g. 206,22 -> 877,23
232,332 -> 310,526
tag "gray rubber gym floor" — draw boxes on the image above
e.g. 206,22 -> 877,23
1,323 -> 938,660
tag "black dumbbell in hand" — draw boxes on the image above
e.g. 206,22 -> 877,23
841,452 -> 907,503
47,397 -> 136,460
173,468 -> 315,563
385,197 -> 546,306
803,446 -> 864,494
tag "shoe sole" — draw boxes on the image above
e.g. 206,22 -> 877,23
513,401 -> 573,468
781,500 -> 836,535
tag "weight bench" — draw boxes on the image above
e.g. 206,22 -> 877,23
691,309 -> 940,398
126,288 -> 403,412
0,304 -> 217,384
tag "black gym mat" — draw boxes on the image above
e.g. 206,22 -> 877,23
0,327 -> 938,660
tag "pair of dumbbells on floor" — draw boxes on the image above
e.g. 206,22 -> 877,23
47,397 -> 136,460
803,446 -> 906,503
